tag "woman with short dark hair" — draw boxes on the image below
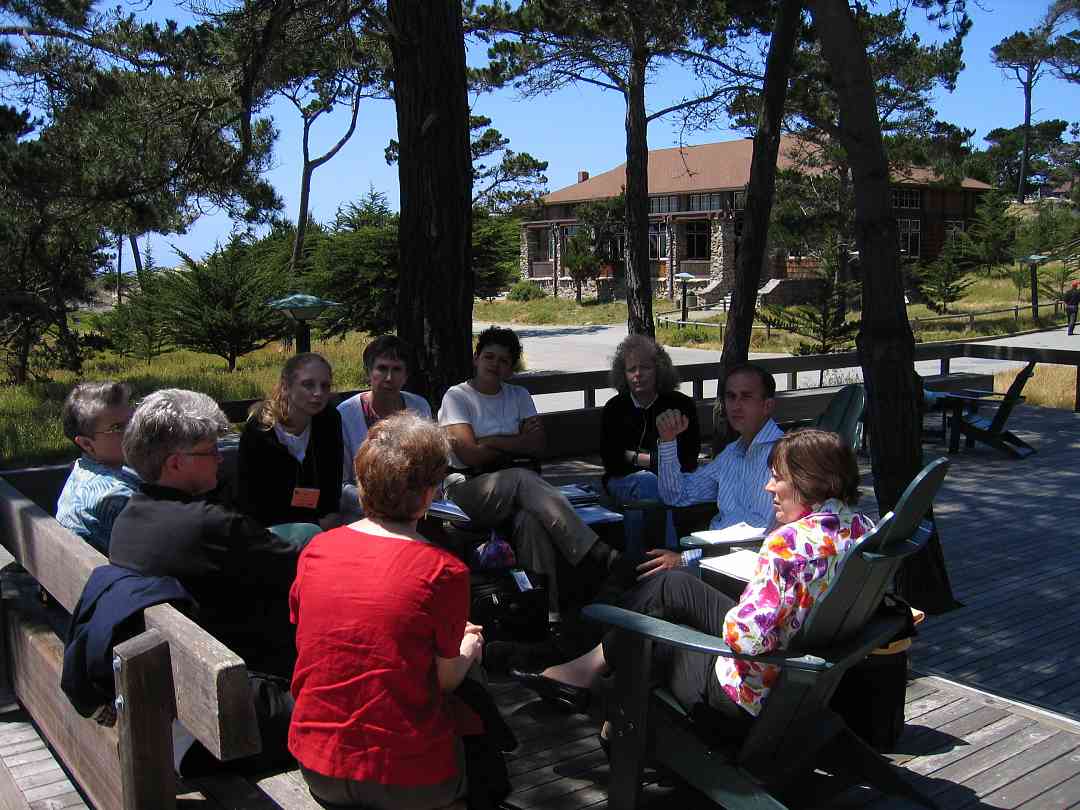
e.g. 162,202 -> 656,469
511,429 -> 871,735
338,335 -> 432,512
289,413 -> 482,810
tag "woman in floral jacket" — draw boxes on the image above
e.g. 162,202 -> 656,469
510,428 -> 873,734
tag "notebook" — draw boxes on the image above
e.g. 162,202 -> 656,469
699,549 -> 759,582
688,522 -> 767,547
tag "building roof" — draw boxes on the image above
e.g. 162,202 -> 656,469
543,136 -> 992,204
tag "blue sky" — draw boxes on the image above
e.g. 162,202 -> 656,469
137,0 -> 1080,269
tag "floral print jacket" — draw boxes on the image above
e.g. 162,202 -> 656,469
715,499 -> 874,716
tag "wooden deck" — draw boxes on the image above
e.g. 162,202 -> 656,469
1,403 -> 1079,809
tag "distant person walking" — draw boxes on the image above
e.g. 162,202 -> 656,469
1065,280 -> 1080,336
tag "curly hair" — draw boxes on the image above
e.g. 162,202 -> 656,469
249,352 -> 333,430
609,334 -> 680,396
768,428 -> 861,508
123,389 -> 228,483
354,412 -> 450,522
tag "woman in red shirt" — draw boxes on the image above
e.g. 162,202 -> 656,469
289,413 -> 482,809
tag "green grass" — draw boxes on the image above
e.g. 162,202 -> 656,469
0,334 -> 375,470
474,294 -> 673,325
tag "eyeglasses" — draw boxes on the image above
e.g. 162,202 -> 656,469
93,421 -> 130,436
180,449 -> 223,459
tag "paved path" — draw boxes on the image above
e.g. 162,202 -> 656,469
477,321 -> 1078,413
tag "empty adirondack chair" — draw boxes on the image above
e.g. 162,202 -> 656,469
584,456 -> 951,810
813,383 -> 865,450
955,361 -> 1037,458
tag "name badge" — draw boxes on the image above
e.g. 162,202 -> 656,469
291,487 -> 321,509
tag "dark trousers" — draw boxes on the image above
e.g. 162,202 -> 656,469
1068,306 -> 1078,335
602,570 -> 751,731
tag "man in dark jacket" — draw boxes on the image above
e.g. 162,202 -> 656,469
1065,280 -> 1080,336
109,388 -> 301,771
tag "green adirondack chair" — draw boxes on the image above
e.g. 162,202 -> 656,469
954,361 -> 1037,458
583,456 -> 951,810
812,383 -> 865,450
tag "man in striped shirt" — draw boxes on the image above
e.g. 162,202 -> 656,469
637,363 -> 782,579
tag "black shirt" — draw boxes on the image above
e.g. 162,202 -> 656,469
109,484 -> 301,675
601,390 -> 700,483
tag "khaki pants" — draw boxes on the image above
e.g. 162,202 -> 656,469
447,468 -> 599,611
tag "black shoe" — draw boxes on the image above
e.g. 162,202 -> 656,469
598,731 -> 610,760
509,668 -> 591,713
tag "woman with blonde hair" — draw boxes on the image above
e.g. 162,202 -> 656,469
237,352 -> 344,528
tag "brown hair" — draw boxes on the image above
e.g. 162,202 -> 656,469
768,428 -> 861,508
249,352 -> 332,430
363,334 -> 412,374
354,412 -> 450,521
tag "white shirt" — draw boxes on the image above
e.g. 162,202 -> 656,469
438,381 -> 537,469
273,422 -> 311,463
338,390 -> 432,486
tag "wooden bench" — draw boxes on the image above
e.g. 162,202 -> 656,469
0,473 -> 267,809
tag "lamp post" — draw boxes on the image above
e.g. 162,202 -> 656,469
269,294 -> 340,354
1018,255 -> 1049,321
675,272 -> 695,324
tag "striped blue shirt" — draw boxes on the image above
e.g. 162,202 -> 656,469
657,419 -> 783,565
56,457 -> 141,554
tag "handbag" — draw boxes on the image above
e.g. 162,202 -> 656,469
469,568 -> 548,643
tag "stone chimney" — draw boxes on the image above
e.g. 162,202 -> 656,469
577,170 -> 589,183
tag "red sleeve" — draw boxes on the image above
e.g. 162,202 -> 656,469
432,558 -> 470,659
289,553 -> 305,626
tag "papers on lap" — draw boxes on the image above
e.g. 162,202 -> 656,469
699,549 -> 759,582
573,504 -> 624,525
690,522 -> 766,546
428,499 -> 470,522
557,484 -> 601,507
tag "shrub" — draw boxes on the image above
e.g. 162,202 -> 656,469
508,280 -> 546,301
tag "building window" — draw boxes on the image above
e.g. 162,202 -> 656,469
892,188 -> 921,209
945,220 -> 965,240
688,193 -> 726,212
529,229 -> 550,261
649,195 -> 681,214
897,218 -> 921,258
649,222 -> 667,259
734,190 -> 746,210
685,221 -> 710,260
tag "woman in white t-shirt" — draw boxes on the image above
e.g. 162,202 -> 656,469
438,327 -> 619,624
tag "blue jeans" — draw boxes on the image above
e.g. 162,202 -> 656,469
605,470 -> 678,556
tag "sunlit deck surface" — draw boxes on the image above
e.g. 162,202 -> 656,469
2,403 -> 1079,808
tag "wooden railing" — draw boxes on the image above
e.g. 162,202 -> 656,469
217,342 -> 1080,422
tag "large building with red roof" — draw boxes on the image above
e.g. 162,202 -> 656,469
520,137 -> 993,301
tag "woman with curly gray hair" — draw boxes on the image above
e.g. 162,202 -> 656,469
601,335 -> 699,555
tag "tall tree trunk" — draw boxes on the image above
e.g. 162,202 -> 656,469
623,31 -> 654,337
389,0 -> 474,407
1017,73 -> 1033,203
128,234 -> 143,274
290,162 -> 314,276
809,0 -> 958,613
721,0 -> 800,371
116,234 -> 124,305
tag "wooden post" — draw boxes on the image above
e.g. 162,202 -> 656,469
693,380 -> 704,400
1075,365 -> 1080,413
940,357 -> 950,376
608,635 -> 653,810
113,629 -> 177,810
584,388 -> 596,408
788,371 -> 798,391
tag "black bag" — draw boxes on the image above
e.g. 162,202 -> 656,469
829,594 -> 916,751
470,568 -> 548,643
